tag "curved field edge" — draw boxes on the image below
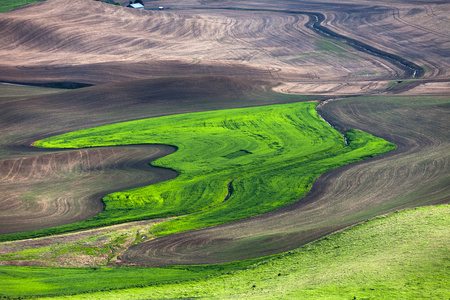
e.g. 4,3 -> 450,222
0,102 -> 395,242
0,205 -> 448,299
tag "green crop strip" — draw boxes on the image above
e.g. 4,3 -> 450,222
0,0 -> 45,13
2,102 -> 395,242
1,205 -> 448,298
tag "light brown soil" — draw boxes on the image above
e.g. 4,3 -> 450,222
398,81 -> 450,95
0,0 -> 410,93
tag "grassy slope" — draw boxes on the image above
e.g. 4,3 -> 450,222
0,102 -> 395,242
1,205 -> 448,299
0,0 -> 43,13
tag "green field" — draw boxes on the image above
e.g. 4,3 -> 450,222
0,102 -> 395,242
1,205 -> 448,299
0,0 -> 44,13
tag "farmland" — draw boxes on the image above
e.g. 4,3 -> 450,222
0,0 -> 449,298
21,102 -> 393,241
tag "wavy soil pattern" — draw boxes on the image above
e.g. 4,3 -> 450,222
0,0 -> 414,93
0,0 -> 449,268
0,76 -> 310,234
0,145 -> 176,234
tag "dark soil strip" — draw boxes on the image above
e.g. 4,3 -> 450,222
0,144 -> 178,236
303,12 -> 424,79
0,81 -> 93,89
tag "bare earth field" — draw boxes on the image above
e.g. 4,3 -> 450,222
0,76 -> 310,234
0,145 -> 176,234
0,0 -> 449,270
0,0 -> 424,93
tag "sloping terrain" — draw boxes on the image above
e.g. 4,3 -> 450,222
134,0 -> 450,94
0,145 -> 176,234
118,95 -> 450,265
2,205 -> 446,299
0,0 -> 409,94
0,76 -> 313,234
0,0 -> 448,294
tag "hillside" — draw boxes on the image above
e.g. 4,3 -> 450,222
0,0 -> 448,297
0,0 -> 418,94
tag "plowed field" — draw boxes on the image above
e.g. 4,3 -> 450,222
0,0 -> 424,94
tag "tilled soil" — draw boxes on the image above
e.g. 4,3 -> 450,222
0,145 -> 176,234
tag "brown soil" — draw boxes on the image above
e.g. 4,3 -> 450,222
0,0 -> 416,94
0,145 -> 176,234
0,76 -> 307,234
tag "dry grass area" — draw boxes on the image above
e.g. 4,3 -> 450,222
0,217 -> 173,267
0,0 -> 448,268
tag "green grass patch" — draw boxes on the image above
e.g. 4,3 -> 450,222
315,39 -> 346,53
0,259 -> 262,298
0,0 -> 44,13
0,219 -> 173,267
1,205 -> 448,298
1,102 -> 395,242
